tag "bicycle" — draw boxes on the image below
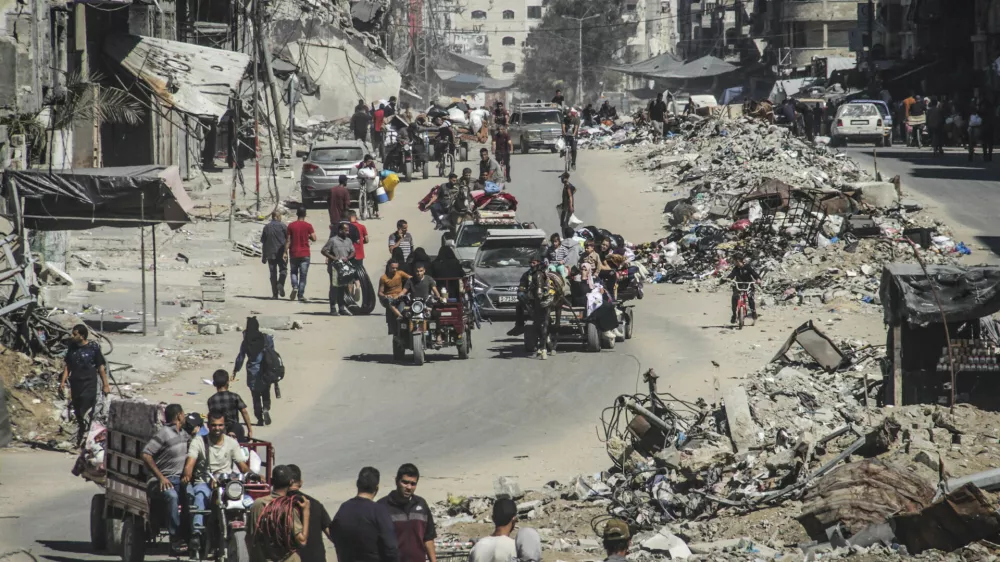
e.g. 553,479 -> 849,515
356,177 -> 377,220
733,281 -> 757,329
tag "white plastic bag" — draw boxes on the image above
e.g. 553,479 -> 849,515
555,137 -> 566,151
447,107 -> 468,125
357,167 -> 377,180
970,114 -> 983,127
568,213 -> 584,227
748,200 -> 763,223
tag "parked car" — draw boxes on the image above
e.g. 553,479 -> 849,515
844,99 -> 893,146
830,102 -> 887,147
509,104 -> 564,154
472,229 -> 546,319
299,141 -> 366,206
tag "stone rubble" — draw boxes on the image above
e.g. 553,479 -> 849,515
625,115 -> 973,314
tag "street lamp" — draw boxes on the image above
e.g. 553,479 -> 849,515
561,13 -> 600,104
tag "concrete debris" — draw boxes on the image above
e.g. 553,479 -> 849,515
494,476 -> 524,500
626,115 -> 968,312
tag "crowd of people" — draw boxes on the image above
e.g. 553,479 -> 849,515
141,400 -> 635,562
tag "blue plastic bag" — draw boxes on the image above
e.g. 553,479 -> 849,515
956,242 -> 972,255
484,181 -> 501,194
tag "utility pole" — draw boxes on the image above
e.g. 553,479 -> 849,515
866,0 -> 875,84
561,14 -> 599,104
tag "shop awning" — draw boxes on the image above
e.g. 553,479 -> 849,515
2,165 -> 194,230
880,264 -> 1000,326
104,34 -> 251,121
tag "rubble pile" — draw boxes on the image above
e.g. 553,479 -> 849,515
431,353 -> 1000,560
1,346 -> 86,449
629,115 -> 971,310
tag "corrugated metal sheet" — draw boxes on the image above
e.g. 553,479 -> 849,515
104,34 -> 250,120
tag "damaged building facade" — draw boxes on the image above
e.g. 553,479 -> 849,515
0,0 -> 400,177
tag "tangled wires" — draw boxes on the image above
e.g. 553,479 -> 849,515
255,495 -> 302,554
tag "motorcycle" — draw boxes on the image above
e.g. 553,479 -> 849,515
190,472 -> 257,562
392,291 -> 472,365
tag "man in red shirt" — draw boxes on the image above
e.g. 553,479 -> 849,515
373,104 -> 386,160
329,175 -> 352,225
348,210 -> 369,270
286,207 -> 316,302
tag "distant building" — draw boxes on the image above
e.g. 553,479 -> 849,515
443,0 -> 546,78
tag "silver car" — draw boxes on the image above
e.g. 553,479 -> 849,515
509,104 -> 564,154
472,229 -> 546,319
299,141 -> 367,206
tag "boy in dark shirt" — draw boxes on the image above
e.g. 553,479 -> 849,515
726,255 -> 761,324
206,369 -> 253,441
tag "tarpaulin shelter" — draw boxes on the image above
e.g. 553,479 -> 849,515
2,165 -> 193,230
1,165 -> 194,335
880,264 -> 1000,408
609,52 -> 684,78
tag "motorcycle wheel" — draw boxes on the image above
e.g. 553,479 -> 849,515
90,494 -> 107,551
347,263 -> 376,316
228,530 -> 251,562
422,161 -> 429,179
121,515 -> 146,562
521,138 -> 530,154
457,334 -> 469,359
412,335 -> 425,366
405,162 -> 413,182
624,308 -> 634,340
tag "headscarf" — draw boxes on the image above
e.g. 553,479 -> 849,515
515,528 -> 542,562
580,262 -> 596,291
408,247 -> 431,269
243,316 -> 266,357
433,246 -> 465,279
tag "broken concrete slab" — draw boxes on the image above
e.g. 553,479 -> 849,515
255,315 -> 301,330
641,526 -> 691,558
493,476 -> 524,500
851,181 -> 899,208
722,385 -> 758,453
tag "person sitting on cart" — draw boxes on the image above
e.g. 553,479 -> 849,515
182,409 -> 251,554
432,246 -> 466,298
141,403 -> 191,556
425,173 -> 461,226
378,260 -> 411,330
725,253 -> 761,324
479,148 -> 501,183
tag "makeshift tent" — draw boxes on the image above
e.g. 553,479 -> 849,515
652,55 -> 737,80
1,165 -> 194,231
880,264 -> 1000,408
608,52 -> 684,77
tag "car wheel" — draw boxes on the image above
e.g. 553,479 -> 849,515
521,139 -> 530,154
876,136 -> 885,147
885,133 -> 893,147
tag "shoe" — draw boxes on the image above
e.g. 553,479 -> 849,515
752,311 -> 759,320
330,310 -> 340,316
170,539 -> 188,556
730,315 -> 737,324
189,534 -> 202,559
272,293 -> 279,299
256,417 -> 264,427
263,410 -> 272,426
279,286 -> 286,297
289,288 -> 298,300
298,298 -> 306,303
506,324 -> 525,336
339,308 -> 353,316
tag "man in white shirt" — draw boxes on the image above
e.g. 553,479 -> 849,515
468,499 -> 518,562
182,409 -> 251,553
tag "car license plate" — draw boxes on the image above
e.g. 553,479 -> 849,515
497,296 -> 517,303
850,120 -> 868,125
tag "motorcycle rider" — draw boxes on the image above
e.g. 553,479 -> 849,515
506,254 -> 543,337
492,125 -> 513,182
725,254 -> 761,324
562,108 -> 581,170
384,135 -> 408,172
398,263 -> 442,303
425,173 -> 461,230
379,260 -> 412,328
182,409 -> 251,554
433,117 -> 456,163
479,148 -> 501,183
141,403 -> 190,555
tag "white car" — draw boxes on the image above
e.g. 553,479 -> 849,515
830,102 -> 887,147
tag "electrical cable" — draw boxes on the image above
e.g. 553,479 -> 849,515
255,495 -> 302,553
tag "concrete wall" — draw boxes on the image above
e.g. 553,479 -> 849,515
274,20 -> 401,121
781,0 -> 863,23
0,0 -> 49,117
447,0 -> 541,77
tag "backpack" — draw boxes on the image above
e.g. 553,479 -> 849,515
261,347 -> 285,384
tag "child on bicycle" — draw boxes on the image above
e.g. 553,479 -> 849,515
726,254 -> 761,324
